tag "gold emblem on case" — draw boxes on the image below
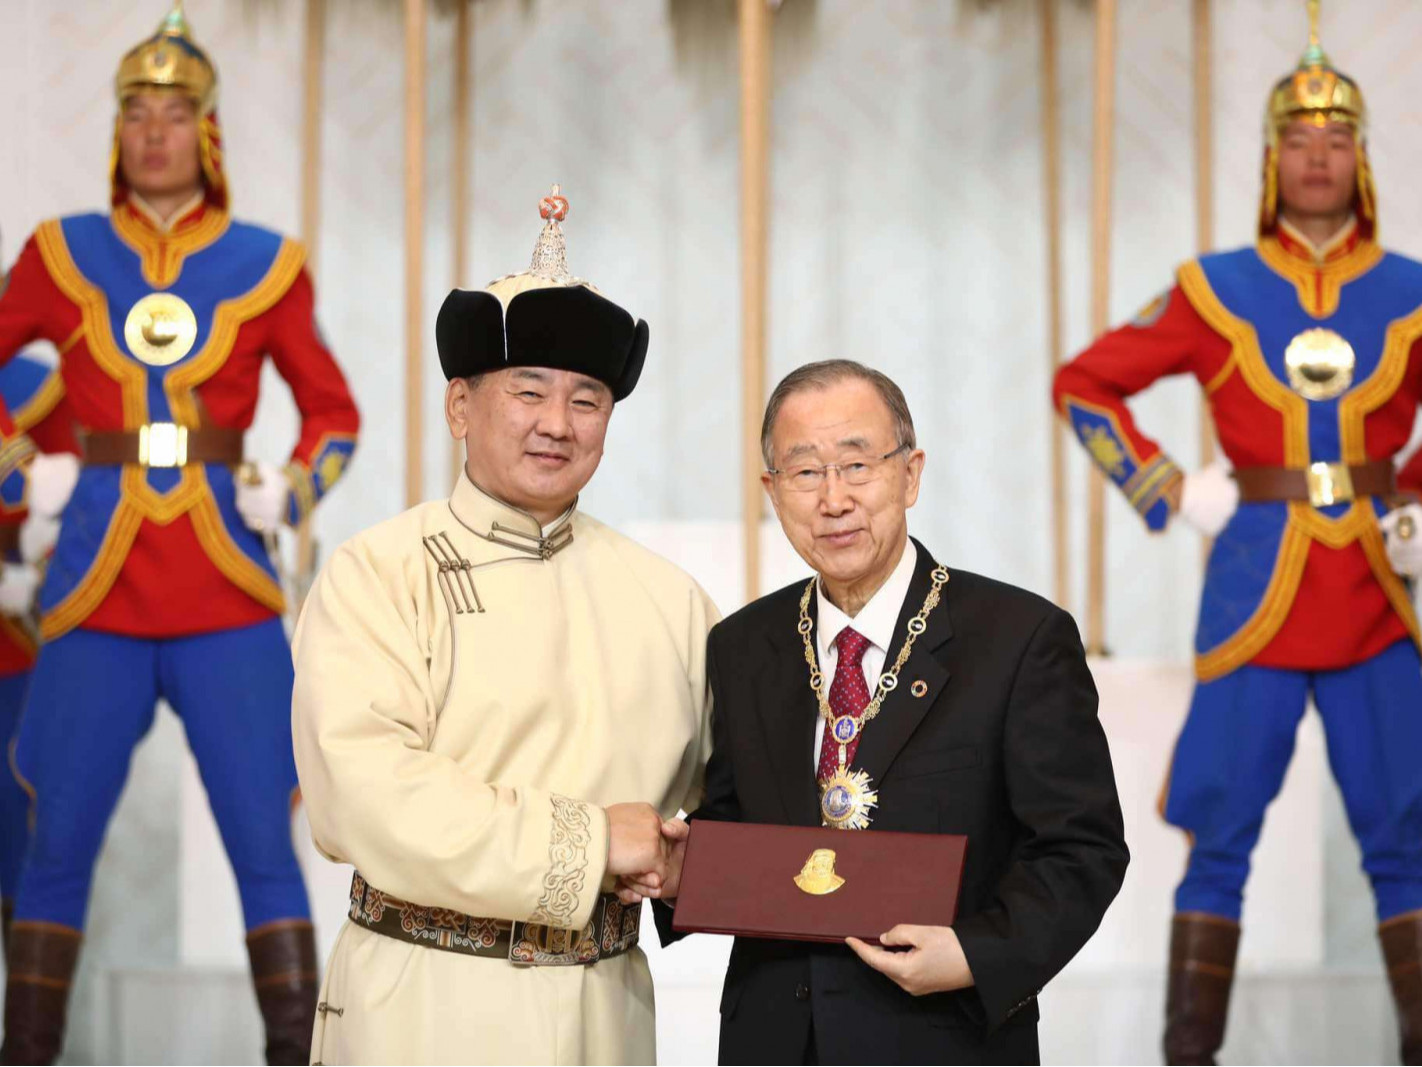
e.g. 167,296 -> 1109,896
124,292 -> 198,367
794,848 -> 845,896
1284,327 -> 1354,401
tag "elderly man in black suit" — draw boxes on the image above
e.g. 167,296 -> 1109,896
629,359 -> 1128,1065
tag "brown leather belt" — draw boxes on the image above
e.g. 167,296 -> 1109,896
1233,460 -> 1395,507
80,424 -> 244,468
346,871 -> 641,966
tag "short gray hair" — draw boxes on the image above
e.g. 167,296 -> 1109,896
760,359 -> 916,468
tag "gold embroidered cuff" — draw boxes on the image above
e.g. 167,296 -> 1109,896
529,794 -> 607,933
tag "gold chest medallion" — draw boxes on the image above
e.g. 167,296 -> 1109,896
1284,327 -> 1354,401
124,293 -> 198,367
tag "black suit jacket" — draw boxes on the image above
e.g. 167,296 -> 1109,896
655,540 -> 1128,1065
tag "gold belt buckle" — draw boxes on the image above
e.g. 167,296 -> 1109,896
1306,461 -> 1354,507
137,422 -> 188,468
508,918 -> 601,966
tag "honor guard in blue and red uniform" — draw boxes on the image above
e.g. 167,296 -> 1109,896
0,6 -> 359,1064
1054,5 -> 1422,1063
0,353 -> 76,952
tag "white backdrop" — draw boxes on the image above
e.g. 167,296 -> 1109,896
0,0 -> 1418,1062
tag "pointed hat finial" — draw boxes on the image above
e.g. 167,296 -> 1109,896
530,184 -> 573,281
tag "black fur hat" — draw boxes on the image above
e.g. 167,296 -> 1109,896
435,186 -> 648,401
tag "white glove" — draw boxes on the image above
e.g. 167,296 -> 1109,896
19,515 -> 60,564
27,452 -> 80,518
1380,503 -> 1422,579
234,461 -> 292,534
18,452 -> 81,562
1178,462 -> 1240,537
0,563 -> 40,616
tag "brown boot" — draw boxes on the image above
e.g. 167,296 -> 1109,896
246,920 -> 319,1066
1163,912 -> 1240,1066
1,920 -> 81,1066
1381,910 -> 1422,1065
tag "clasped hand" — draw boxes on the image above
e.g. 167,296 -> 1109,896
847,924 -> 975,996
605,806 -> 688,905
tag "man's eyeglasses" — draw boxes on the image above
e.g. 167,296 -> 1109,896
766,444 -> 911,493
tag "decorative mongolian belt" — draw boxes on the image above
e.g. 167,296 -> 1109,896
346,871 -> 641,967
1233,460 -> 1395,508
80,423 -> 244,469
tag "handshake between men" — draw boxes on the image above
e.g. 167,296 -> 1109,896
607,805 -> 689,903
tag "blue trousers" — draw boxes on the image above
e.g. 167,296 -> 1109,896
1165,638 -> 1422,922
10,619 -> 310,931
0,670 -> 32,901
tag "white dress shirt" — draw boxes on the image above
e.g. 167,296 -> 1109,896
812,538 -> 918,769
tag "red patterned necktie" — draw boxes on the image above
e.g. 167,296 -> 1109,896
817,626 -> 872,785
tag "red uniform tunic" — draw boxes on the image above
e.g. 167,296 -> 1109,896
0,200 -> 359,639
1054,221 -> 1422,677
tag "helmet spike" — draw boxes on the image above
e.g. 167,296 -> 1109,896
1299,0 -> 1328,69
162,1 -> 189,34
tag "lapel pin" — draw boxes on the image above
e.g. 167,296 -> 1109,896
910,680 -> 929,698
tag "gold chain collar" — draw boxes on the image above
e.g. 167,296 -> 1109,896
798,564 -> 950,831
798,564 -> 950,734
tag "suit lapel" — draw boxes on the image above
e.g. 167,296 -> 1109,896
758,579 -> 824,827
850,541 -> 954,789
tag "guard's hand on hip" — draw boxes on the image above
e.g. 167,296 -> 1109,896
234,461 -> 292,534
19,444 -> 79,563
0,562 -> 40,616
26,453 -> 80,520
1381,502 -> 1422,578
1178,462 -> 1239,537
846,924 -> 974,996
19,514 -> 60,563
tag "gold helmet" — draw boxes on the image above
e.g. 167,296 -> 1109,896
110,2 -> 227,211
1259,0 -> 1375,236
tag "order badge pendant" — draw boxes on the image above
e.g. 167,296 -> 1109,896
830,715 -> 860,746
124,292 -> 198,367
819,769 -> 878,831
